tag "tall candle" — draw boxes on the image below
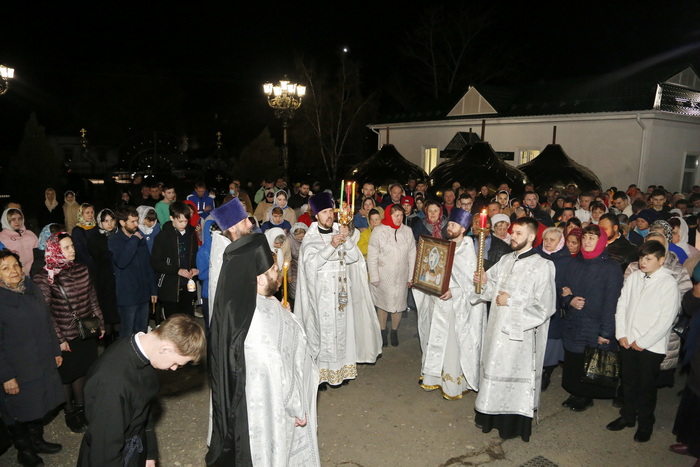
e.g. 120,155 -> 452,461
346,181 -> 352,210
480,209 -> 487,228
283,262 -> 289,306
340,180 -> 345,212
351,182 -> 356,213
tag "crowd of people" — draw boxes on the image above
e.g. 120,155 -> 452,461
0,175 -> 699,465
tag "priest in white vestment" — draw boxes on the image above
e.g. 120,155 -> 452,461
415,208 -> 486,399
472,217 -> 556,442
246,256 -> 320,467
295,192 -> 359,386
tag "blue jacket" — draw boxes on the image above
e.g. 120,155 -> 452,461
108,229 -> 157,306
196,220 -> 215,299
560,252 -> 623,353
187,190 -> 215,218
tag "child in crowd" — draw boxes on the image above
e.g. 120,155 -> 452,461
261,207 -> 291,233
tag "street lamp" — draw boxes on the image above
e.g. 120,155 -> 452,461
0,65 -> 15,95
262,79 -> 306,180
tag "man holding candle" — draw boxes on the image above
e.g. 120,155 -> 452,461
295,192 -> 360,387
207,234 -> 320,466
472,217 -> 556,442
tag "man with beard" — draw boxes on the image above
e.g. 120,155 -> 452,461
295,192 -> 359,387
416,208 -> 487,399
472,217 -> 556,441
109,206 -> 157,338
207,234 -> 320,466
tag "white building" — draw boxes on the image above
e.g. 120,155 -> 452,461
369,64 -> 700,192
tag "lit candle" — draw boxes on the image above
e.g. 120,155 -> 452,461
480,209 -> 487,228
351,181 -> 356,213
283,261 -> 289,306
346,181 -> 352,211
340,179 -> 345,212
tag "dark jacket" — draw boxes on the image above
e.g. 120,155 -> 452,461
33,263 -> 105,343
109,229 -> 157,307
484,235 -> 512,271
37,205 -> 64,230
150,221 -> 198,303
412,217 -> 448,242
536,246 -> 574,339
560,252 -> 623,353
88,231 -> 119,323
72,226 -> 98,272
78,336 -> 159,466
0,280 -> 64,423
681,289 -> 700,393
605,234 -> 638,273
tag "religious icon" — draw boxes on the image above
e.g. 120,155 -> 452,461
412,235 -> 456,296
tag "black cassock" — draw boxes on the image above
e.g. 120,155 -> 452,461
206,233 -> 273,466
77,336 -> 159,467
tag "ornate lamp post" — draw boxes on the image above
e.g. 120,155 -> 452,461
262,79 -> 306,180
0,65 -> 15,95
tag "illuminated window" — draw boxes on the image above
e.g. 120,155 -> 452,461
423,147 -> 438,173
682,154 -> 699,192
520,149 -> 541,164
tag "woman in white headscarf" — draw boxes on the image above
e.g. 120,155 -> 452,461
136,205 -> 161,253
264,227 -> 291,273
0,208 -> 39,273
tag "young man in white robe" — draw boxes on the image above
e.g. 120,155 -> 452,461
295,192 -> 359,387
473,217 -> 556,442
416,208 -> 487,399
246,241 -> 320,466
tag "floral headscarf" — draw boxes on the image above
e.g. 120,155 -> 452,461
43,233 -> 74,284
38,224 -> 56,250
77,203 -> 96,229
63,191 -> 78,207
649,220 -> 673,244
96,209 -> 117,236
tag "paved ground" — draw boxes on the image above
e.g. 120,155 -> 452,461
3,312 -> 694,466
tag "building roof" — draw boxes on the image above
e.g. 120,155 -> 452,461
372,64 -> 700,125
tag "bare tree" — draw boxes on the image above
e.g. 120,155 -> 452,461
294,53 -> 376,183
399,5 -> 503,101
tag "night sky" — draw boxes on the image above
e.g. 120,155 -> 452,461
2,1 -> 700,153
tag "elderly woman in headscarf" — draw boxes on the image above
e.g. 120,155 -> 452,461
62,191 -> 80,233
0,250 -> 64,465
38,188 -> 64,228
286,222 -> 308,308
535,227 -> 573,390
33,232 -> 105,434
264,227 -> 291,277
87,209 -> 120,344
560,225 -> 624,411
0,208 -> 39,274
136,205 -> 161,253
670,216 -> 699,259
491,213 -> 511,244
71,203 -> 97,271
650,219 -> 688,264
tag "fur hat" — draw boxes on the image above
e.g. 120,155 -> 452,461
210,198 -> 247,231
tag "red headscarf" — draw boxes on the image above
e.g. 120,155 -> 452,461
382,205 -> 402,230
183,200 -> 201,228
44,232 -> 74,284
581,225 -> 607,259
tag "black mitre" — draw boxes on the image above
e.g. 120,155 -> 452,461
206,233 -> 273,466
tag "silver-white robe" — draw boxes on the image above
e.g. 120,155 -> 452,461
414,236 -> 486,398
295,222 -> 358,385
471,249 -> 556,417
347,252 -> 383,364
246,295 -> 320,467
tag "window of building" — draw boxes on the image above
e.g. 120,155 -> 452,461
681,154 -> 699,193
423,147 -> 438,174
519,148 -> 541,165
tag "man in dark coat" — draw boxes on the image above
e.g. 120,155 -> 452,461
206,234 -> 274,466
151,201 -> 199,318
77,314 -> 205,467
600,213 -> 637,272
